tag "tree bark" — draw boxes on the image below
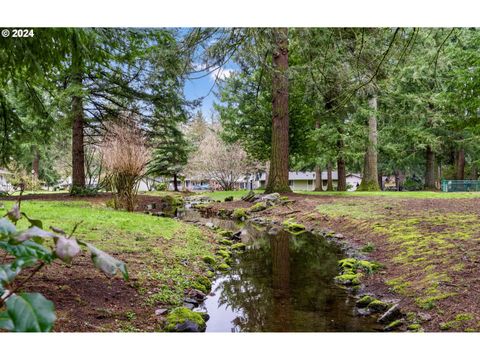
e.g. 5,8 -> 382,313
314,166 -> 323,191
314,121 -> 323,191
327,163 -> 333,191
265,28 -> 291,194
358,95 -> 380,191
455,148 -> 465,180
173,173 -> 179,192
337,157 -> 346,191
32,146 -> 40,178
337,126 -> 347,191
71,32 -> 86,190
424,145 -> 436,190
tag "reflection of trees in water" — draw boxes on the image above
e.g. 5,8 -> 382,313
216,224 -> 356,332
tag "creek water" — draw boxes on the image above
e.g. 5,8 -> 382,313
179,208 -> 381,332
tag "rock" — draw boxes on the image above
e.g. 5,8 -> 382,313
367,299 -> 390,313
184,297 -> 199,306
155,308 -> 168,316
378,304 -> 402,324
335,233 -> 345,239
418,312 -> 432,322
193,309 -> 210,322
183,302 -> 195,310
355,308 -> 371,316
267,227 -> 281,236
205,222 -> 216,229
356,295 -> 375,308
187,289 -> 206,301
173,320 -> 205,332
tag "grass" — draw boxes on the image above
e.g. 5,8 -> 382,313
298,190 -> 480,199
311,196 -> 480,328
2,200 -> 216,309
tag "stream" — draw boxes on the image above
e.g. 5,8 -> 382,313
179,207 -> 382,332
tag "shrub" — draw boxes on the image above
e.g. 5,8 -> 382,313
101,118 -> 150,211
154,182 -> 167,191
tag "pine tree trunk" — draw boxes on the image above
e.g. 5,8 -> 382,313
265,28 -> 291,194
32,146 -> 40,178
455,148 -> 465,180
327,163 -> 333,191
424,145 -> 436,190
173,173 -> 179,192
337,126 -> 347,191
337,157 -> 346,191
314,166 -> 323,191
358,96 -> 380,191
71,32 -> 86,190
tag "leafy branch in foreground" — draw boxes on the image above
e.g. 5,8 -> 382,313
0,202 -> 128,332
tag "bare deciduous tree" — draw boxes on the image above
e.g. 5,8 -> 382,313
187,127 -> 254,191
101,119 -> 150,211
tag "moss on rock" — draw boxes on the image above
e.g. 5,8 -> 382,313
248,202 -> 267,213
232,208 -> 248,220
334,273 -> 363,286
367,299 -> 390,312
217,229 -> 233,238
164,307 -> 206,332
231,242 -> 246,251
202,255 -> 216,265
217,249 -> 231,259
217,263 -> 231,271
384,319 -> 404,331
282,219 -> 306,234
219,239 -> 233,246
356,295 -> 375,308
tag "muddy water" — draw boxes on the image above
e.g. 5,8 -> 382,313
180,208 -> 380,332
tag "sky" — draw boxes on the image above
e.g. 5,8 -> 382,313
183,64 -> 236,121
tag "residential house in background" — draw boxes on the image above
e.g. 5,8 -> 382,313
257,171 -> 363,191
0,168 -> 13,192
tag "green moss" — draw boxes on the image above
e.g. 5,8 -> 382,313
455,313 -> 474,322
231,242 -> 246,251
164,307 -> 206,332
217,229 -> 233,238
334,273 -> 363,286
361,242 -> 375,253
356,295 -> 375,308
338,258 -> 380,274
367,299 -> 390,312
217,249 -> 231,259
197,276 -> 212,291
217,263 -> 231,271
219,239 -> 233,246
280,196 -> 289,201
248,202 -> 267,213
202,255 -> 216,265
206,271 -> 215,278
407,323 -> 422,331
232,208 -> 248,220
190,281 -> 208,294
282,219 -> 306,234
384,319 -> 403,331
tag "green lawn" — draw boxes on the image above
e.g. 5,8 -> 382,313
1,200 -> 216,313
297,190 -> 480,199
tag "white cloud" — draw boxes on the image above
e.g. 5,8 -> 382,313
210,67 -> 234,81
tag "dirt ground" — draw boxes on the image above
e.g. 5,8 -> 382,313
1,192 -> 212,332
208,193 -> 480,332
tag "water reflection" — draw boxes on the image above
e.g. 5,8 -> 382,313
204,223 -> 380,332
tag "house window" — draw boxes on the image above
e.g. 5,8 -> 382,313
307,180 -> 313,185
289,180 -> 293,186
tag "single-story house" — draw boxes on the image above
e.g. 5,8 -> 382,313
257,171 -> 363,191
0,168 -> 13,192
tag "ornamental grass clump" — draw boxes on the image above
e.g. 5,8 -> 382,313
101,119 -> 150,212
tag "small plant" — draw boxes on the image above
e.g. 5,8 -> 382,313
361,242 -> 376,253
0,201 -> 128,332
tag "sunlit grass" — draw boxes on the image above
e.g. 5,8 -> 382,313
298,190 -> 480,199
